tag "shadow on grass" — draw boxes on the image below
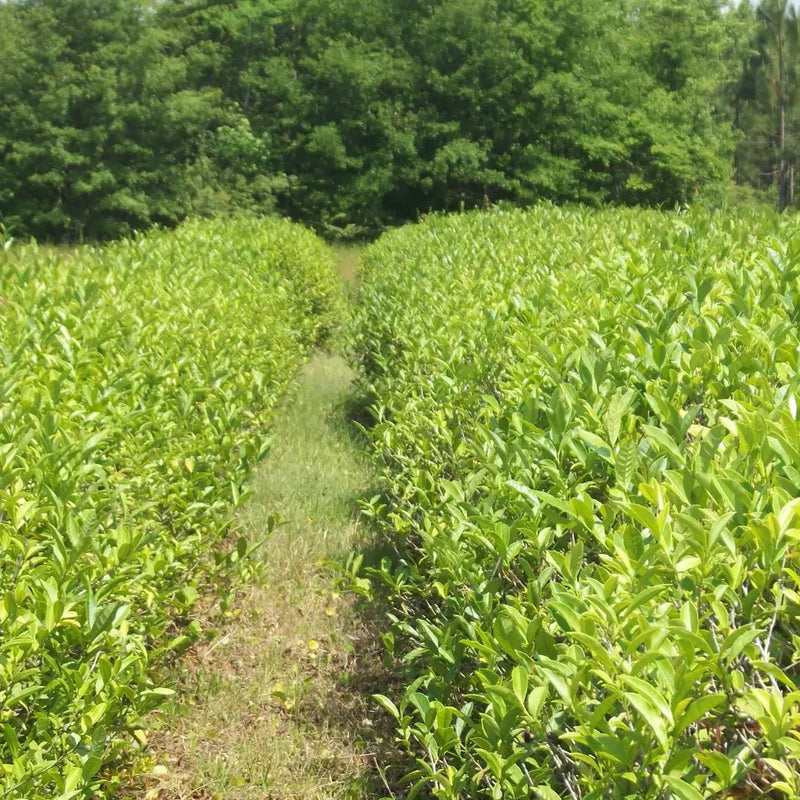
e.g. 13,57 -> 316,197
334,383 -> 378,454
317,391 -> 422,800
324,563 -> 419,798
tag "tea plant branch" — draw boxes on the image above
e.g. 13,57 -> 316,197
0,738 -> 82,799
373,754 -> 398,799
547,733 -> 581,800
520,759 -> 536,790
761,554 -> 786,657
751,554 -> 787,694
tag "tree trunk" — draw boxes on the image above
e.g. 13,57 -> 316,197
779,97 -> 788,210
777,4 -> 790,211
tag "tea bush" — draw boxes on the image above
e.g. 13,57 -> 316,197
0,217 -> 342,797
352,207 -> 800,799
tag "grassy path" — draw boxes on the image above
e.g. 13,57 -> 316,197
140,249 -> 392,800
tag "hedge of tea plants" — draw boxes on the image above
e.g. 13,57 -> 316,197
352,207 -> 800,799
0,217 -> 342,798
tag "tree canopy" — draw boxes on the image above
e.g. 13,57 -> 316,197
0,0 -> 793,240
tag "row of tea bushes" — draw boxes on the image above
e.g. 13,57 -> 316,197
0,217 -> 342,797
352,207 -> 800,799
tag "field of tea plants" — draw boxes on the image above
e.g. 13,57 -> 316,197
352,207 -> 800,799
0,217 -> 342,798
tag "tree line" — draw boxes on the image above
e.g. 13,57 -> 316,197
0,0 -> 797,241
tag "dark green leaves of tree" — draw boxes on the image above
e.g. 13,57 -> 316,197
0,0 -> 748,240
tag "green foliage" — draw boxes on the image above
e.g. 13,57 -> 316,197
270,0 -> 738,222
1,0 -> 742,240
352,206 -> 800,798
0,0 -> 287,240
406,0 -> 737,209
0,217 -> 342,797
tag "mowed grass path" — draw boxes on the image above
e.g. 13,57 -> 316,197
139,248 -> 392,799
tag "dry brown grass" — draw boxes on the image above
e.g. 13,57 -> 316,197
140,583 -> 389,800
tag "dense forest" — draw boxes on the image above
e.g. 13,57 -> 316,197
0,0 -> 798,241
